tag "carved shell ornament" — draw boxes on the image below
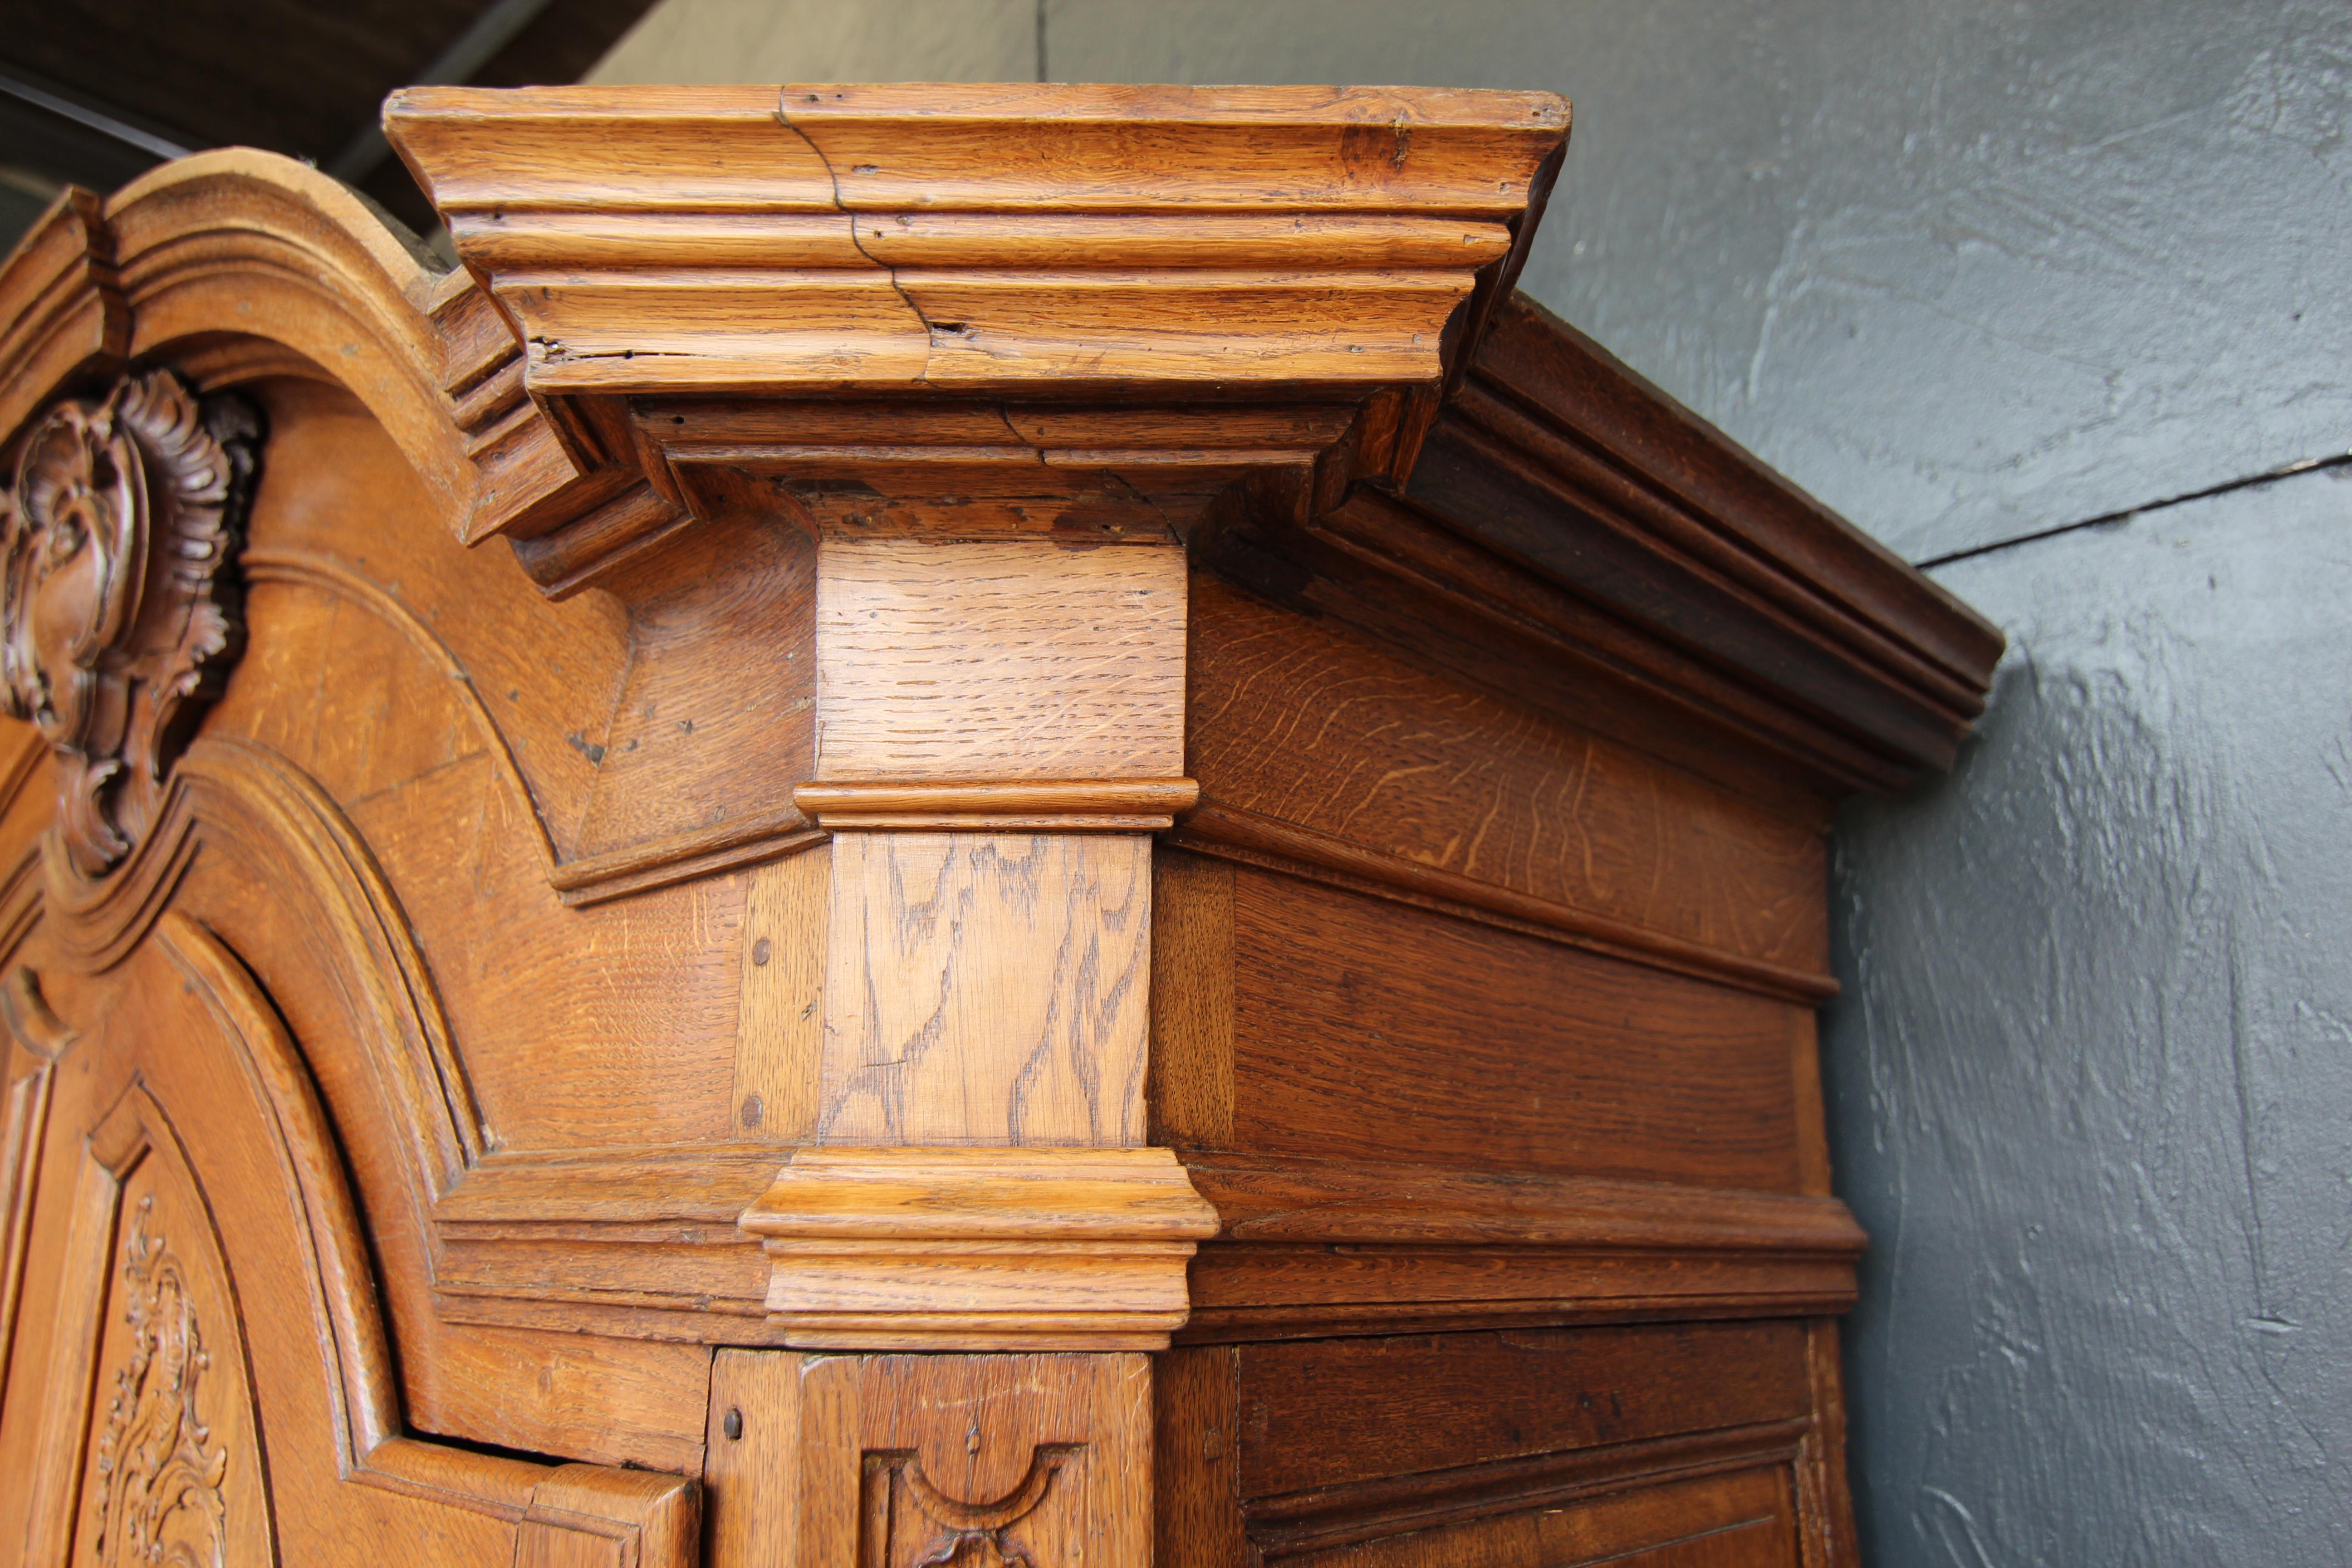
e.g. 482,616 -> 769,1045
0,371 -> 258,877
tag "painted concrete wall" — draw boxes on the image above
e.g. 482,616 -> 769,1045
587,3 -> 2352,1558
1834,471 -> 2352,1563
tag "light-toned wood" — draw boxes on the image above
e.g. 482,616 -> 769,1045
0,970 -> 64,1414
814,538 -> 1187,782
17,1098 -> 132,1565
742,1146 -> 1218,1350
0,916 -> 698,1565
820,831 -> 1154,1147
1175,800 -> 1835,1005
736,845 -> 831,1144
72,1096 -> 273,1567
387,84 -> 1563,400
797,777 -> 1200,831
701,1348 -> 1153,1568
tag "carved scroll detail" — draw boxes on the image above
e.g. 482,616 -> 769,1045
91,1194 -> 230,1567
870,1445 -> 1074,1568
1,371 -> 258,878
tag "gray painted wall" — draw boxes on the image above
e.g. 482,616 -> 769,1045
592,3 -> 2352,1559
1835,473 -> 2352,1563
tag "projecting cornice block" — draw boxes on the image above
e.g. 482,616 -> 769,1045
385,83 -> 1568,397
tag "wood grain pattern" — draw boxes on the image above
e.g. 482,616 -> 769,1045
409,1147 -> 1861,1351
703,1350 -> 803,1567
0,920 -> 699,1564
1176,801 -> 1833,1006
1235,1323 -> 1812,1500
1197,291 -> 2004,806
798,777 -> 1199,832
570,512 -> 818,867
1144,1324 -> 1823,1566
701,1348 -> 1152,1568
1154,1347 -> 1249,1568
1147,851 -> 1236,1150
0,78 -> 2016,1565
1226,869 -> 1804,1190
1795,1322 -> 1858,1568
0,970 -> 64,1415
735,845 -> 830,1145
77,1117 -> 270,1567
387,84 -> 1564,397
815,538 -> 1186,783
742,1147 -> 1217,1351
1184,573 -> 1828,977
1271,1465 -> 1798,1568
1178,1152 -> 1863,1340
822,831 -> 1152,1148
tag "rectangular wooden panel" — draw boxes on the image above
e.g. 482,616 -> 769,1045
814,538 -> 1186,780
705,1350 -> 804,1567
820,832 -> 1150,1145
1236,1323 -> 1812,1500
1277,1465 -> 1798,1568
703,1348 -> 1152,1567
735,846 -> 829,1143
1187,574 -> 1827,972
1147,850 -> 1235,1148
1228,871 -> 1803,1189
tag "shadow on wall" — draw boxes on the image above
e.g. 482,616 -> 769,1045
1825,464 -> 2352,1564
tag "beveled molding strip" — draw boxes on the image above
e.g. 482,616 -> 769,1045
740,1145 -> 1221,1351
1179,1151 -> 1863,1343
794,778 -> 1200,833
426,1145 -> 1859,1348
547,813 -> 828,907
1170,799 -> 1838,1005
1246,1418 -> 1812,1561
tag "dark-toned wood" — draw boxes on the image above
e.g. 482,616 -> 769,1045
1194,296 -> 2002,808
1237,1324 -> 1811,1499
2,369 -> 255,876
0,80 -> 2000,1568
1227,870 -> 1803,1189
1159,1326 -> 1820,1566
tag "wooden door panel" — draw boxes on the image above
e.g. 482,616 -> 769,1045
69,1089 -> 274,1567
0,913 -> 695,1564
0,969 -> 63,1415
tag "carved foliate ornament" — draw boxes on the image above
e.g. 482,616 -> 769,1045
91,1195 -> 230,1567
0,371 -> 258,877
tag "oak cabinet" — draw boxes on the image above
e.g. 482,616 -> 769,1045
0,84 -> 1999,1566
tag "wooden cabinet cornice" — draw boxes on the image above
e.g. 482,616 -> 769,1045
0,85 -> 1998,1567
